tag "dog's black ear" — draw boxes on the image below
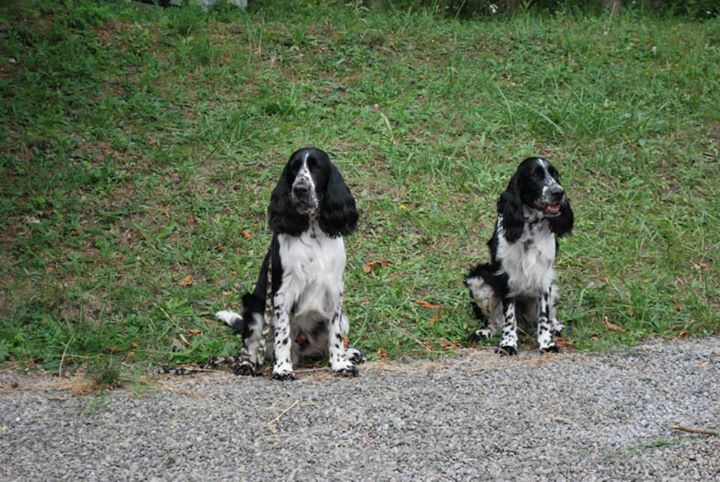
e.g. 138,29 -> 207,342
268,164 -> 309,236
498,175 -> 525,243
549,199 -> 574,237
319,163 -> 358,238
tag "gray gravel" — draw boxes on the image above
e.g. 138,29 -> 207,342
1,337 -> 719,481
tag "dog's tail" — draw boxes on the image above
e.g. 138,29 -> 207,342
216,292 -> 265,339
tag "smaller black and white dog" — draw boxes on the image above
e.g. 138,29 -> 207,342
217,147 -> 364,380
465,157 -> 574,355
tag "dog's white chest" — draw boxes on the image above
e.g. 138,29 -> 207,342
278,226 -> 345,318
498,219 -> 556,297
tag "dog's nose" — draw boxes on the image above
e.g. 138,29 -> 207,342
293,184 -> 310,197
549,186 -> 564,203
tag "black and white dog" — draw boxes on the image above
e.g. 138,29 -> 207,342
465,157 -> 574,355
217,147 -> 364,380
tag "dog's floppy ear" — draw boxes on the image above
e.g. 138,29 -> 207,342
319,162 -> 358,238
549,198 -> 574,237
268,164 -> 309,236
498,174 -> 525,243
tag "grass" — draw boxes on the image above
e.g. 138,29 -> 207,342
0,0 -> 718,375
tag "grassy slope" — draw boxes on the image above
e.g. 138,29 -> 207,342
0,1 -> 718,372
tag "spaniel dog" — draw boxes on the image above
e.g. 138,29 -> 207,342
465,157 -> 574,354
216,147 -> 364,380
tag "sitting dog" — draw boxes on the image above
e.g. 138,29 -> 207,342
465,157 -> 574,354
217,147 -> 364,380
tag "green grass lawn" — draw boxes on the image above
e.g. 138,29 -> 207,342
1,0 -> 718,376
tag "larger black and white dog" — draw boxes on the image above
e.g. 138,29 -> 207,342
465,157 -> 574,355
217,147 -> 364,380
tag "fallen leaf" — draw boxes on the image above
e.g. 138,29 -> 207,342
187,215 -> 197,225
67,378 -> 98,396
222,290 -> 232,296
439,338 -> 461,349
363,259 -> 390,274
604,319 -> 627,333
179,275 -> 193,287
690,260 -> 710,270
554,337 -> 573,349
416,300 -> 442,310
188,329 -> 203,336
428,312 -> 441,326
242,229 -> 253,240
376,347 -> 389,359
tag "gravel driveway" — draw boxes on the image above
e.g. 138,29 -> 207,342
1,337 -> 719,481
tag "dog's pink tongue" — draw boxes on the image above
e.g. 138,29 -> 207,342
546,204 -> 561,213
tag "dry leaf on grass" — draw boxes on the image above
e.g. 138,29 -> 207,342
416,300 -> 442,310
67,378 -> 98,396
428,312 -> 441,326
376,347 -> 389,359
188,329 -> 203,336
439,338 -> 461,349
242,229 -> 253,240
363,259 -> 390,273
604,319 -> 627,333
690,260 -> 710,270
554,337 -> 573,349
179,275 -> 193,287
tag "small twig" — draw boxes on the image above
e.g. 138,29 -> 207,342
552,416 -> 577,426
58,337 -> 72,377
388,321 -> 433,352
268,400 -> 299,425
672,424 -> 718,436
293,367 -> 330,374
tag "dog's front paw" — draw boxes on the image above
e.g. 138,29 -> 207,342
233,361 -> 257,377
539,342 -> 559,354
332,365 -> 359,377
496,342 -> 518,356
550,319 -> 564,336
469,329 -> 493,342
271,370 -> 297,381
346,348 -> 366,365
330,355 -> 359,377
272,359 -> 296,381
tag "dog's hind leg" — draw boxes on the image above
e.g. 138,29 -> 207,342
465,274 -> 501,341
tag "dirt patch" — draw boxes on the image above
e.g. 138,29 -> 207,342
0,371 -> 98,397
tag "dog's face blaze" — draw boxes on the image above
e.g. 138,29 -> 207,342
286,148 -> 332,215
515,157 -> 566,217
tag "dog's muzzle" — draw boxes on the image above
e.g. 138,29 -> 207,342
291,181 -> 318,214
535,186 -> 565,216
